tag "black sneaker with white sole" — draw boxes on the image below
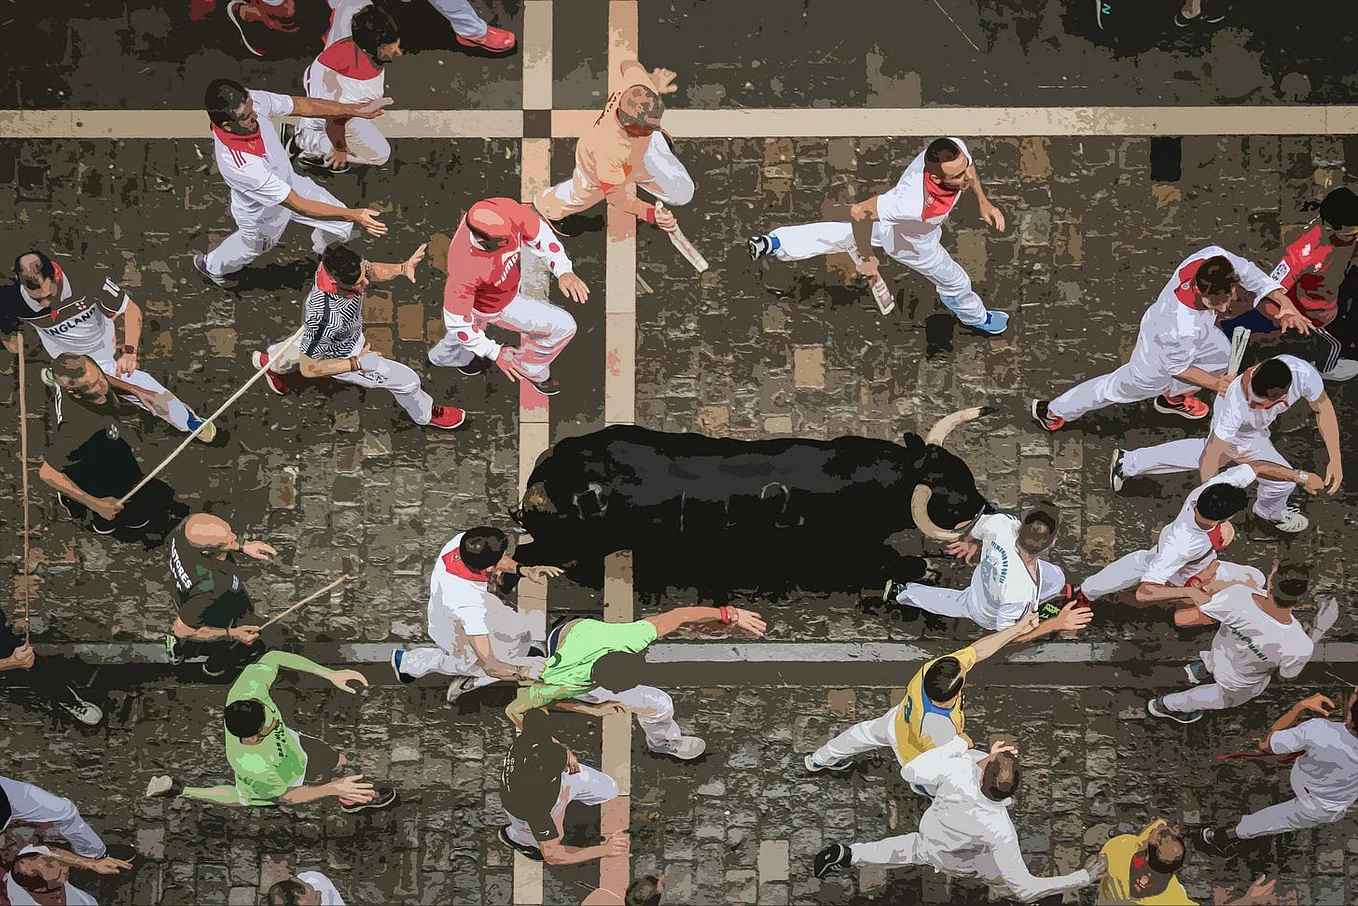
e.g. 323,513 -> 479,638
1198,826 -> 1238,856
339,786 -> 398,814
529,377 -> 562,397
1109,449 -> 1127,492
882,579 -> 909,604
1146,697 -> 1203,724
456,356 -> 494,377
390,649 -> 415,685
498,825 -> 545,861
813,842 -> 852,879
747,235 -> 773,261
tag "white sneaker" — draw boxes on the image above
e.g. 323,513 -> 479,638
649,735 -> 707,760
445,676 -> 477,705
1321,358 -> 1358,382
1268,506 -> 1309,533
60,691 -> 104,726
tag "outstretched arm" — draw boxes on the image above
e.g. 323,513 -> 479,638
1309,392 -> 1342,493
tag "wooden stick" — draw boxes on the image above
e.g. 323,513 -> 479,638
257,573 -> 357,631
655,202 -> 708,273
15,334 -> 31,644
118,327 -> 304,505
1227,325 -> 1251,379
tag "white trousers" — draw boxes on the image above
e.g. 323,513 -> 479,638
91,355 -> 196,432
768,221 -> 989,327
267,331 -> 435,424
576,685 -> 683,751
1161,675 -> 1269,713
1122,435 -> 1295,521
899,561 -> 1067,631
813,703 -> 901,766
1049,334 -> 1230,421
504,764 -> 619,849
1236,796 -> 1345,839
0,777 -> 106,858
540,130 -> 695,219
205,176 -> 354,277
428,293 -> 576,381
397,598 -> 542,688
851,833 -> 1008,887
1082,554 -> 1260,601
295,116 -> 390,167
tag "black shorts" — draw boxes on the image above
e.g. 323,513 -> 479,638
299,732 -> 343,782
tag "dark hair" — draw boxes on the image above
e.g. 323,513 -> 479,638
617,84 -> 664,128
590,651 -> 647,693
1250,358 -> 1292,399
922,656 -> 964,703
267,878 -> 310,906
352,5 -> 399,62
204,78 -> 249,126
1194,256 -> 1238,295
1018,502 -> 1059,554
1272,560 -> 1310,608
460,526 -> 509,570
321,244 -> 365,288
51,352 -> 93,381
1147,829 -> 1186,874
14,250 -> 54,289
224,698 -> 267,739
980,751 -> 1021,800
1320,187 -> 1358,232
626,875 -> 663,906
1195,484 -> 1249,522
925,138 -> 962,164
10,853 -> 45,890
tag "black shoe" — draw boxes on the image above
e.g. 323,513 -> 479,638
747,235 -> 773,261
164,634 -> 183,666
1199,826 -> 1238,856
340,786 -> 398,813
1109,448 -> 1127,493
529,377 -> 562,397
1147,697 -> 1203,724
813,842 -> 852,879
456,356 -> 494,377
390,649 -> 415,685
882,579 -> 909,603
201,661 -> 229,678
281,122 -> 298,156
498,826 -> 545,861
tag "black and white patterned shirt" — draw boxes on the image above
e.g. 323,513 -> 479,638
301,264 -> 366,359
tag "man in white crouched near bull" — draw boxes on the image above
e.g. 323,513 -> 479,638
390,527 -> 558,704
746,137 -> 1009,333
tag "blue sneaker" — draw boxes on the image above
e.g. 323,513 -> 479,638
391,649 -> 415,685
973,310 -> 1010,335
184,410 -> 217,443
805,753 -> 853,773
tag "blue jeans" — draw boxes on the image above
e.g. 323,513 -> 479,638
426,0 -> 487,37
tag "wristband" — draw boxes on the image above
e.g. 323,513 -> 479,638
121,344 -> 137,355
719,605 -> 730,625
644,205 -> 657,225
349,356 -> 359,372
1296,470 -> 1308,485
1186,576 -> 1204,590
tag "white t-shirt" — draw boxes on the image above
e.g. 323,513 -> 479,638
1271,718 -> 1358,813
1212,355 -> 1325,445
967,514 -> 1042,630
211,89 -> 297,222
1199,585 -> 1313,690
298,871 -> 346,906
874,137 -> 972,241
16,264 -> 128,359
5,846 -> 97,906
429,532 -> 493,638
1143,464 -> 1258,586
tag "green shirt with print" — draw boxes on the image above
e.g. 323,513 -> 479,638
511,618 -> 659,714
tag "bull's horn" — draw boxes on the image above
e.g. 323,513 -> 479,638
924,406 -> 987,446
911,485 -> 964,542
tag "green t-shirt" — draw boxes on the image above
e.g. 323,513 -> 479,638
515,618 -> 659,711
223,650 -> 328,805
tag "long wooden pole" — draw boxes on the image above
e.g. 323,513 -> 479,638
256,573 -> 357,632
118,327 -> 303,505
15,335 -> 31,644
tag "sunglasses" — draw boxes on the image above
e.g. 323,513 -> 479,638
468,223 -> 509,250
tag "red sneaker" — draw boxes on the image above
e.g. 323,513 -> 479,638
1030,399 -> 1065,432
456,25 -> 517,53
1153,392 -> 1209,420
428,405 -> 467,429
251,351 -> 288,396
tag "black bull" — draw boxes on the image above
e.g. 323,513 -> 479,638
510,412 -> 995,600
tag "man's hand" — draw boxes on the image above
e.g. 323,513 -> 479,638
946,538 -> 980,565
91,497 -> 124,522
1299,471 -> 1326,495
330,774 -> 377,802
988,739 -> 1019,758
349,208 -> 388,237
495,348 -> 530,383
349,97 -> 394,119
557,273 -> 590,303
1324,461 -> 1343,495
1215,375 -> 1233,397
1014,606 -> 1041,636
1051,600 -> 1094,633
520,565 -> 565,584
1,333 -> 20,355
564,748 -> 580,775
327,669 -> 370,694
228,625 -> 262,646
1299,693 -> 1335,715
979,201 -> 1006,232
115,349 -> 139,376
854,255 -> 881,279
726,607 -> 767,637
653,206 -> 679,233
601,830 -> 630,858
1312,596 -> 1340,636
1084,854 -> 1109,882
1183,585 -> 1213,607
352,341 -> 379,372
87,856 -> 135,875
1276,309 -> 1315,336
401,243 -> 428,282
649,68 -> 679,94
324,147 -> 350,170
240,540 -> 277,560
849,200 -> 875,222
8,643 -> 35,670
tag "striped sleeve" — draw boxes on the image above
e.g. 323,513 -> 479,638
97,273 -> 131,317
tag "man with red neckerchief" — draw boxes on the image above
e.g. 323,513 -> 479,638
428,198 -> 589,396
389,527 -> 562,705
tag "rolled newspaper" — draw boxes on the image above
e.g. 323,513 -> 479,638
655,202 -> 708,273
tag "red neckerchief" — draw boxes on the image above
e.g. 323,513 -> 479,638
1173,258 -> 1211,309
442,547 -> 490,582
317,38 -> 384,80
922,173 -> 962,220
313,263 -> 361,299
211,122 -> 267,158
1206,523 -> 1227,550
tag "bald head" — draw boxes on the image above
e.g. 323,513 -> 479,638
467,203 -> 508,233
617,84 -> 663,129
184,513 -> 234,551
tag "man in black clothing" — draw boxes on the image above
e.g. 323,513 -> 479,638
167,513 -> 276,678
0,603 -> 103,726
37,352 -> 188,545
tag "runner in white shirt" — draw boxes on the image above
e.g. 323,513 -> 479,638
1077,461 -> 1325,609
885,502 -> 1091,641
0,777 -> 107,858
2,251 -> 209,437
1112,354 -> 1342,533
747,137 -> 1009,332
1033,246 -> 1313,429
1147,559 -> 1336,724
266,870 -> 346,905
389,527 -> 554,703
4,844 -> 131,906
1201,688 -> 1358,850
193,78 -> 392,286
291,5 -> 401,172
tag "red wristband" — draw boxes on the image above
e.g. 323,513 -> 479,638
1186,576 -> 1204,590
644,205 -> 657,225
719,606 -> 730,625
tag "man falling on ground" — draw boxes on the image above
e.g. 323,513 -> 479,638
256,242 -> 465,429
535,60 -> 692,237
748,137 -> 1009,330
428,198 -> 588,396
1033,247 -> 1313,430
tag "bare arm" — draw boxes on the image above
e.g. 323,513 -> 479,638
1199,432 -> 1235,482
287,95 -> 389,120
1310,392 -> 1342,492
1174,365 -> 1229,394
39,460 -> 110,511
278,782 -> 343,805
972,610 -> 1042,662
118,298 -> 143,352
643,605 -> 767,640
470,633 -> 528,681
299,346 -> 374,379
282,189 -> 356,221
850,196 -> 879,257
1136,581 -> 1209,607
